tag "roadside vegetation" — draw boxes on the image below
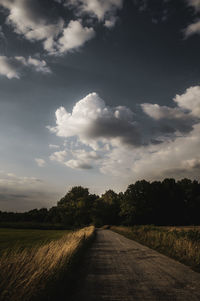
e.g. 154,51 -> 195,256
111,225 -> 200,272
0,226 -> 95,301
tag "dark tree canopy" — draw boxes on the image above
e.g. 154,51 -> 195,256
0,179 -> 200,227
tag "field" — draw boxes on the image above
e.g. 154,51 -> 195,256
111,225 -> 200,272
0,226 -> 95,301
0,228 -> 71,253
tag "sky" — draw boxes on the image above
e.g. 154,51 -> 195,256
0,0 -> 200,211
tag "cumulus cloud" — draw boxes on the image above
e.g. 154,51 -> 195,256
104,17 -> 118,28
185,0 -> 200,36
49,148 -> 100,170
48,92 -> 141,148
66,0 -> 123,21
64,149 -> 101,169
57,20 -> 95,53
185,20 -> 200,36
49,150 -> 67,163
65,159 -> 92,169
174,85 -> 200,117
99,123 -> 200,179
35,158 -> 46,167
0,56 -> 51,79
141,86 -> 200,135
49,85 -> 200,176
142,85 -> 200,122
0,0 -> 96,55
0,0 -> 64,52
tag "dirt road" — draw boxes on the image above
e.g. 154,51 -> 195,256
70,229 -> 200,301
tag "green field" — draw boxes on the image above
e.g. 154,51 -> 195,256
0,228 -> 70,252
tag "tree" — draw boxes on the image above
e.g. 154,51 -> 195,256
57,186 -> 98,226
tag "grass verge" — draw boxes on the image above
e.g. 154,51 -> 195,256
111,225 -> 200,272
0,226 -> 95,301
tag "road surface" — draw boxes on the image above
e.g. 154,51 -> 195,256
70,229 -> 200,301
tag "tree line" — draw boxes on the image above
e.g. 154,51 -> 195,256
0,178 -> 200,227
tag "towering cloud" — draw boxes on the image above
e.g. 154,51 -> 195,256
48,92 -> 141,148
48,86 -> 200,179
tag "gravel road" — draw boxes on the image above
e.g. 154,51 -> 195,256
70,229 -> 200,301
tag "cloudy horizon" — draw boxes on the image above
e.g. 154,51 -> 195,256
0,0 -> 200,211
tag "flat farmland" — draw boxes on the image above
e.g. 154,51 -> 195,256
0,228 -> 71,252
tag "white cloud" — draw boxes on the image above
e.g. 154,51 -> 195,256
48,92 -> 141,148
100,122 -> 200,179
142,85 -> 200,119
0,171 -> 42,187
57,20 -> 95,53
0,0 -> 95,55
0,56 -> 20,79
141,86 -> 200,135
185,0 -> 200,36
49,150 -> 67,163
64,149 -> 101,169
49,147 -> 101,170
104,17 -> 117,28
25,57 -> 51,73
67,0 -> 123,21
49,85 -> 200,178
174,85 -> 200,117
49,144 -> 60,149
185,20 -> 200,36
65,159 -> 92,169
0,56 -> 51,79
0,0 -> 64,53
35,158 -> 46,167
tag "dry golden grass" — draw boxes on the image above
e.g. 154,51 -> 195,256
111,226 -> 200,271
0,226 -> 95,301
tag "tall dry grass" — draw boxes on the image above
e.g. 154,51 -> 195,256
0,226 -> 95,301
111,226 -> 200,271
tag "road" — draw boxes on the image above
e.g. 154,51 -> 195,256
70,229 -> 200,301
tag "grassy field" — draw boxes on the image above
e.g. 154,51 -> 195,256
0,226 -> 95,301
0,228 -> 71,253
111,225 -> 200,272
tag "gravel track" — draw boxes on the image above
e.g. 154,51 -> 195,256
70,229 -> 200,301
